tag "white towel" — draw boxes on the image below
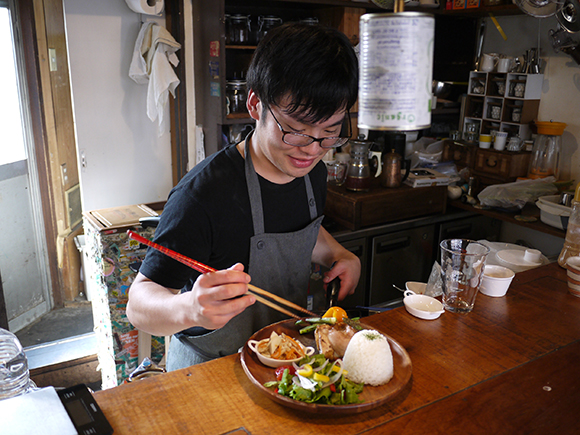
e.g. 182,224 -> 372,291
129,22 -> 181,136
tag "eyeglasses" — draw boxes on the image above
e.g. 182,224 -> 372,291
268,106 -> 351,149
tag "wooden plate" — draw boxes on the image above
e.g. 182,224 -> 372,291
240,319 -> 412,414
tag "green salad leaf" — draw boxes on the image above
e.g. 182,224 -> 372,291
264,354 -> 364,405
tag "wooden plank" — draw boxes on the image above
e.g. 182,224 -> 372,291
365,341 -> 580,434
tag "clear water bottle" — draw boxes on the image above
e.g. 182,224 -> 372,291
558,182 -> 580,268
0,328 -> 32,400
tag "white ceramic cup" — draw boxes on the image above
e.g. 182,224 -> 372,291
479,134 -> 492,149
480,265 -> 515,297
497,57 -> 512,73
494,132 -> 508,151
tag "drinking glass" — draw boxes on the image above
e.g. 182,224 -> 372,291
440,239 -> 490,313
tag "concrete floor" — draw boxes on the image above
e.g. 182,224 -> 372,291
15,301 -> 94,348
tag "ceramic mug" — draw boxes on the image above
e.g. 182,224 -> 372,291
479,134 -> 492,149
481,53 -> 499,72
497,57 -> 513,73
494,131 -> 508,151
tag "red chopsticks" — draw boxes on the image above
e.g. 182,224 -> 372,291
127,230 -> 317,319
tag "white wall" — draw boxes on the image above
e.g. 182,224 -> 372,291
482,14 -> 580,182
63,0 -> 174,212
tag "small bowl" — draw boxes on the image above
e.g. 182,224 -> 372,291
480,265 -> 515,298
247,338 -> 315,368
406,281 -> 427,294
403,290 -> 445,320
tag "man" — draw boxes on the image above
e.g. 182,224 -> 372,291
127,23 -> 361,370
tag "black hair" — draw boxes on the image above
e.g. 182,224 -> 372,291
246,23 -> 358,124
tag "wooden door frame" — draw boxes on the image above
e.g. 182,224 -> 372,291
15,0 -> 63,307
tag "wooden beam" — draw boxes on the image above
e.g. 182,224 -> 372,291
166,0 -> 189,185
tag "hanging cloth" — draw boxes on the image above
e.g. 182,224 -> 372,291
129,22 -> 181,135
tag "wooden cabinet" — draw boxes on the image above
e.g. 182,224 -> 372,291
442,138 -> 531,184
368,225 -> 436,306
442,139 -> 478,169
473,147 -> 531,184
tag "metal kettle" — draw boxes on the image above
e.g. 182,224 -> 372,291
345,138 -> 373,192
380,149 -> 410,188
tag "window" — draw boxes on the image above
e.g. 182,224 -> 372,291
0,6 -> 26,166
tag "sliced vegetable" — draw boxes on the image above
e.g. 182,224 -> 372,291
322,306 -> 348,321
298,324 -> 318,335
264,353 -> 364,405
313,373 -> 330,383
296,364 -> 313,377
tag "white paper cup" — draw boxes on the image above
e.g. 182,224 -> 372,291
480,265 -> 515,297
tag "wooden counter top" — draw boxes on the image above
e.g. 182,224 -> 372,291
94,263 -> 580,434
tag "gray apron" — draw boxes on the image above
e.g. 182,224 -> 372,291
167,141 -> 323,370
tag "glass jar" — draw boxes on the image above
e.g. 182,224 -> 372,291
527,121 -> 566,179
226,14 -> 251,45
0,328 -> 34,400
257,16 -> 283,43
558,183 -> 580,267
226,80 -> 247,114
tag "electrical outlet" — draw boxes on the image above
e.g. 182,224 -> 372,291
80,150 -> 87,171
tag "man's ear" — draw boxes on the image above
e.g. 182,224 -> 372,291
246,89 -> 261,122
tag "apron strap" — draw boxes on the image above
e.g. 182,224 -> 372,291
244,134 -> 318,235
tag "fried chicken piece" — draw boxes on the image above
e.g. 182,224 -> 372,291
315,321 -> 358,360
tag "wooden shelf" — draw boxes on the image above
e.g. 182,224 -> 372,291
431,3 -> 523,16
449,199 -> 566,239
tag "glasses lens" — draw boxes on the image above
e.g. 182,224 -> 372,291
283,133 -> 313,147
320,137 -> 349,149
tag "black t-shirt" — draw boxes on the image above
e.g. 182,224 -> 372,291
139,144 -> 327,293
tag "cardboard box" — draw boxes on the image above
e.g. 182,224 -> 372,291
466,0 -> 480,7
453,0 -> 466,8
404,168 -> 450,188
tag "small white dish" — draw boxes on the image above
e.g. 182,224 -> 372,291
247,338 -> 315,368
406,281 -> 427,294
403,290 -> 445,320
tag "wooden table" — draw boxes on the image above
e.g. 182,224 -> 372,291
94,263 -> 580,434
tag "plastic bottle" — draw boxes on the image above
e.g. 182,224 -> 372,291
0,328 -> 32,400
558,183 -> 580,268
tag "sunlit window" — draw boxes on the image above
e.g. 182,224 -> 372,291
0,7 -> 26,166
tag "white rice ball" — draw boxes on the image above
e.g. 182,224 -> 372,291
342,329 -> 393,386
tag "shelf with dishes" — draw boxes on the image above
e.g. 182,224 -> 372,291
462,71 -> 542,142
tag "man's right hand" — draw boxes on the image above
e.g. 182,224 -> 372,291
126,263 -> 256,336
